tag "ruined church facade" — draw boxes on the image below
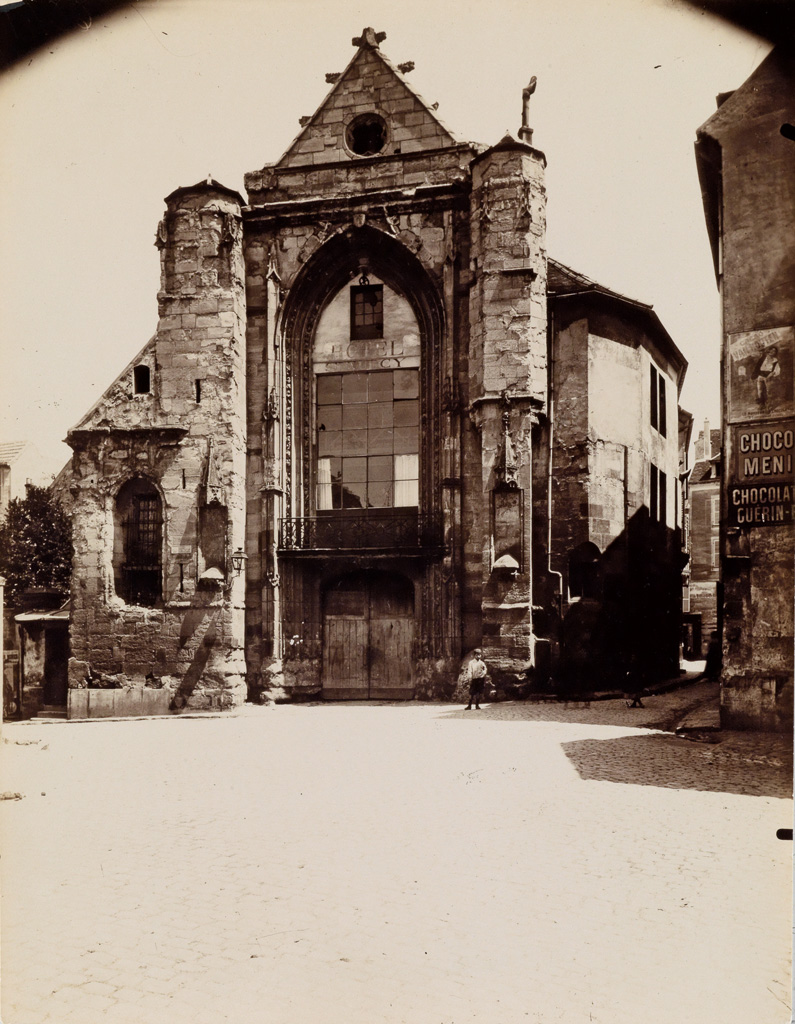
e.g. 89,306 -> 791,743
65,29 -> 685,713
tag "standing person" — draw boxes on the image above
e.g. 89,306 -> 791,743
464,649 -> 488,710
624,652 -> 645,708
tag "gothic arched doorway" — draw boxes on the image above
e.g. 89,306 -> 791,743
322,571 -> 414,699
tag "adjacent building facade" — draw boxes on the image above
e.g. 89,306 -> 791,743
695,45 -> 795,731
546,263 -> 687,690
686,421 -> 721,656
60,29 -> 688,716
0,441 -> 50,520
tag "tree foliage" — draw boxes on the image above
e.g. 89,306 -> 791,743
0,485 -> 72,605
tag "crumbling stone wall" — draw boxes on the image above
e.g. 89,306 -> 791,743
67,182 -> 248,713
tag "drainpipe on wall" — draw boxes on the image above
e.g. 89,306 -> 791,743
546,307 -> 563,623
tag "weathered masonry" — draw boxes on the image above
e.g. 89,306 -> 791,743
696,44 -> 795,731
64,28 -> 687,715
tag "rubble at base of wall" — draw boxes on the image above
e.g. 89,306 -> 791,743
66,654 -> 248,717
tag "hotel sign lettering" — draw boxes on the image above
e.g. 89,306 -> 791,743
728,421 -> 795,527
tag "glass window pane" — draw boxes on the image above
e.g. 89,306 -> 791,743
368,402 -> 393,428
342,457 -> 367,482
332,483 -> 343,509
368,480 -> 392,508
394,369 -> 418,399
342,373 -> 368,404
393,427 -> 417,455
395,454 -> 419,481
394,455 -> 419,507
341,482 -> 366,508
368,371 -> 393,397
318,375 -> 341,405
368,428 -> 393,455
368,456 -> 392,481
318,431 -> 342,457
394,478 -> 418,507
342,430 -> 368,456
351,286 -> 384,340
317,458 -> 333,510
318,405 -> 341,432
394,399 -> 419,427
342,405 -> 368,430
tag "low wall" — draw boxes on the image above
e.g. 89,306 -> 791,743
68,687 -> 174,720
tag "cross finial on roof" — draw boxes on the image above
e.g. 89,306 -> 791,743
520,77 -> 537,144
352,27 -> 386,49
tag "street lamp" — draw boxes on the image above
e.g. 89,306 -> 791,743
230,547 -> 247,576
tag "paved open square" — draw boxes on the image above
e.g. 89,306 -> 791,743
1,686 -> 792,1024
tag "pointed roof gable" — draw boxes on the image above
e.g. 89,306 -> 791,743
696,45 -> 792,141
68,337 -> 183,443
547,258 -> 688,389
276,27 -> 461,169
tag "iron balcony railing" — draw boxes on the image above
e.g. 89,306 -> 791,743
279,510 -> 443,553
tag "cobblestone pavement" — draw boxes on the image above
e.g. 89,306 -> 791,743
1,682 -> 792,1024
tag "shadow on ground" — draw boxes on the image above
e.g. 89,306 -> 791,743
559,731 -> 792,799
435,682 -> 714,733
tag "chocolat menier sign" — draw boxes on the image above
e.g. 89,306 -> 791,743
729,421 -> 795,527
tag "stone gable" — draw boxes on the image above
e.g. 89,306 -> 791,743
70,336 -> 161,435
275,30 -> 459,170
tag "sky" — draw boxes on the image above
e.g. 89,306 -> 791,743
0,0 -> 770,478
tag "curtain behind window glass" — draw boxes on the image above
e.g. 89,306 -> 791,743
394,454 -> 419,506
317,457 -> 333,509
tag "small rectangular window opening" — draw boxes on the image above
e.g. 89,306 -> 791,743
350,285 -> 384,340
658,375 -> 667,437
195,379 -> 202,403
133,365 -> 151,394
650,363 -> 668,437
650,365 -> 658,431
650,463 -> 659,521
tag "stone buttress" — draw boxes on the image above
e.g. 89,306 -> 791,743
466,136 -> 548,680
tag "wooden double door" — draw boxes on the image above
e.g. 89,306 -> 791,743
322,571 -> 414,699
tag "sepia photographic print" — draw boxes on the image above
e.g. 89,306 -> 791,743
0,2 -> 792,1022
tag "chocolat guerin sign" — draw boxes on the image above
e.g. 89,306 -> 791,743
728,421 -> 795,527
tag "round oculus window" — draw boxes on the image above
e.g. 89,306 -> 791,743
346,113 -> 388,156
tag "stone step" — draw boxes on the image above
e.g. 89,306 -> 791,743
37,705 -> 67,719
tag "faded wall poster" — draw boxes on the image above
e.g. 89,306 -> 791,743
728,326 -> 795,421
